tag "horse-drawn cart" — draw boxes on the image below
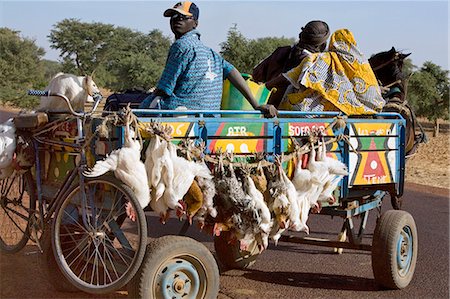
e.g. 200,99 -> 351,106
0,91 -> 417,298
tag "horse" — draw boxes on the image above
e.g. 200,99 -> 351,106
369,47 -> 426,158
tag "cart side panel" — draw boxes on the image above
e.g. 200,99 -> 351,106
346,120 -> 404,191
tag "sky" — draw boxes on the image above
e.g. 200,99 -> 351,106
0,0 -> 449,70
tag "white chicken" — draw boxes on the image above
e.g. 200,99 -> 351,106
318,155 -> 348,204
292,154 -> 314,194
265,164 -> 290,245
84,111 -> 150,220
155,139 -> 175,202
277,158 -> 309,234
195,172 -> 218,224
144,130 -> 216,223
306,140 -> 331,209
242,168 -> 272,250
164,142 -> 213,214
0,119 -> 16,179
304,138 -> 348,211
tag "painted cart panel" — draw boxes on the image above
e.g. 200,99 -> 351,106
40,110 -> 405,201
133,110 -> 405,200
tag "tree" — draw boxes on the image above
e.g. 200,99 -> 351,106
104,29 -> 171,91
48,19 -> 171,91
42,59 -> 63,81
408,62 -> 449,136
49,19 -> 115,74
0,28 -> 46,108
220,24 -> 294,74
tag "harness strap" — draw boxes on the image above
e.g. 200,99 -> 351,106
372,53 -> 399,71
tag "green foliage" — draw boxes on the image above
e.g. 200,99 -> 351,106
220,24 -> 294,74
49,19 -> 171,91
41,59 -> 63,81
408,61 -> 449,121
49,19 -> 115,74
0,28 -> 46,108
402,58 -> 416,77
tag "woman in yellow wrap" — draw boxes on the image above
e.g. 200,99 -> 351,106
279,29 -> 385,115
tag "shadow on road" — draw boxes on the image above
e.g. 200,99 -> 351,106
242,269 -> 379,291
268,242 -> 372,256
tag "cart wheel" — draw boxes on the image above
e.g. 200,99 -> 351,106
214,231 -> 261,270
372,210 -> 417,289
40,228 -> 79,292
0,171 -> 35,253
52,175 -> 147,294
127,235 -> 219,299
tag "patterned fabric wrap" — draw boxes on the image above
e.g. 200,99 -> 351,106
157,29 -> 234,110
280,29 -> 385,115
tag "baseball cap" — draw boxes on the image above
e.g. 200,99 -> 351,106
164,1 -> 199,20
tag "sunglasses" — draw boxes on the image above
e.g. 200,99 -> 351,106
170,13 -> 194,21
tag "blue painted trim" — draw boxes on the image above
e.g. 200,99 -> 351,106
323,191 -> 384,217
341,124 -> 350,199
398,122 -> 406,196
273,124 -> 282,155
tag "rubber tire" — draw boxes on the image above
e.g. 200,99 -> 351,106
52,175 -> 147,294
128,236 -> 220,299
0,171 -> 35,253
40,228 -> 79,292
214,231 -> 261,271
372,210 -> 418,289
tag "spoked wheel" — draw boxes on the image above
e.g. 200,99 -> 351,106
52,175 -> 147,294
0,171 -> 35,253
40,227 -> 79,292
214,231 -> 262,270
372,210 -> 418,289
128,236 -> 220,299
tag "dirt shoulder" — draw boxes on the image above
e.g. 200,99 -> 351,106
405,131 -> 450,190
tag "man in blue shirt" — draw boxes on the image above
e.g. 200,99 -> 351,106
140,1 -> 277,117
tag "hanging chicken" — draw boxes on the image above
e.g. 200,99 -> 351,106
241,165 -> 272,251
175,139 -> 217,227
84,108 -> 150,221
0,119 -> 16,179
264,163 -> 290,245
213,153 -> 249,236
143,123 -> 217,224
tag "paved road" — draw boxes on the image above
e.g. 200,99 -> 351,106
2,185 -> 447,299
173,183 -> 449,299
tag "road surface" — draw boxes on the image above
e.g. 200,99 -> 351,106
0,183 -> 448,298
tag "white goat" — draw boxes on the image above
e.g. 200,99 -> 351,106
37,72 -> 101,111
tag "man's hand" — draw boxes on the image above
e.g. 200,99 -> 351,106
257,104 -> 278,118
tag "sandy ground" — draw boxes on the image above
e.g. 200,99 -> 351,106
405,131 -> 450,190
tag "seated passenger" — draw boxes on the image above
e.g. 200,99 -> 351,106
140,1 -> 277,118
252,20 -> 330,108
279,29 -> 386,115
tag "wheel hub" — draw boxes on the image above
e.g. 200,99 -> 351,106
173,278 -> 185,293
157,259 -> 200,298
397,225 -> 413,277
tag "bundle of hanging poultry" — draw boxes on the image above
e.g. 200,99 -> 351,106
87,115 -> 348,252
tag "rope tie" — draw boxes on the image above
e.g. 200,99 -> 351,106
336,134 -> 358,154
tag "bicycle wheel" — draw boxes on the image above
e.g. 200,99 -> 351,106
0,171 -> 35,253
52,175 -> 147,294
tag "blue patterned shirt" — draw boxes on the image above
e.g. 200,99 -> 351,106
156,29 -> 234,110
